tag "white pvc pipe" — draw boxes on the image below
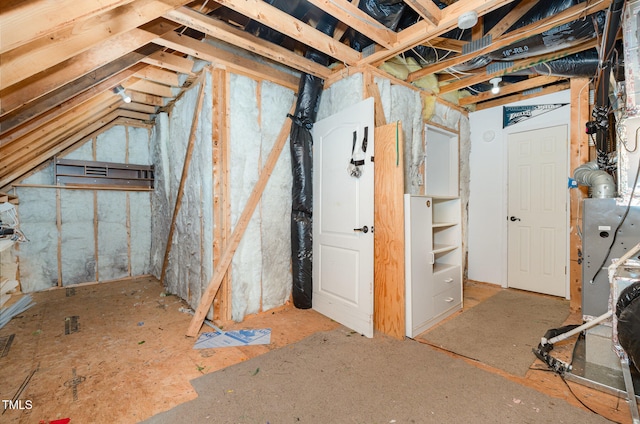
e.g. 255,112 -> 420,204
543,310 -> 613,346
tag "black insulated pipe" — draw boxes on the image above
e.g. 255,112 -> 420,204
289,13 -> 338,309
595,0 -> 625,171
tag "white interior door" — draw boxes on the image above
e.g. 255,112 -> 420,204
312,98 -> 374,338
507,125 -> 567,297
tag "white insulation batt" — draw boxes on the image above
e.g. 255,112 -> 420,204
14,125 -> 153,292
151,79 -> 211,305
151,72 -> 294,322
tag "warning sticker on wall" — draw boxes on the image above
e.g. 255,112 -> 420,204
503,104 -> 568,128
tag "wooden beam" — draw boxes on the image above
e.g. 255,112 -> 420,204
134,66 -> 183,86
155,32 -> 300,92
164,7 -> 330,79
0,110 -> 121,188
1,62 -> 150,140
361,0 -> 516,67
429,37 -> 465,53
211,68 -> 231,322
459,76 -> 565,106
129,78 -> 179,98
0,0 -> 136,53
403,0 -> 443,25
212,0 -> 361,65
304,0 -> 397,47
485,0 -> 538,40
439,39 -> 598,94
569,78 -> 590,313
474,82 -> 571,111
186,102 -> 296,337
160,76 -> 207,285
0,0 -> 190,89
364,72 -> 387,127
1,91 -> 119,155
407,0 -> 609,82
140,50 -> 196,75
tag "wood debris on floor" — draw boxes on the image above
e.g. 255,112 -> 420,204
0,277 -> 338,423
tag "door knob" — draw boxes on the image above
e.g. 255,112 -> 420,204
353,225 -> 369,233
510,216 -> 521,222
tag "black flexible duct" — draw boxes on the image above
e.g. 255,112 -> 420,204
289,14 -> 338,309
595,0 -> 625,171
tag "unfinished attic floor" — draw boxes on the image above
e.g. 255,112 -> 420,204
0,277 -> 634,424
0,277 -> 340,423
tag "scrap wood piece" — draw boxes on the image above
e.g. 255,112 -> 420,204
186,102 -> 296,337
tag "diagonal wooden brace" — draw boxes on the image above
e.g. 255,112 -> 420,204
186,102 -> 296,337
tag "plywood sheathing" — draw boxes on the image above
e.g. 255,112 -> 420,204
0,277 -> 339,424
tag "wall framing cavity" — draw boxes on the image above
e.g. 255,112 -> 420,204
151,68 -> 295,323
13,124 -> 153,292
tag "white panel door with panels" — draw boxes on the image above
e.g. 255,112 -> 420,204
312,98 -> 375,338
507,125 -> 567,297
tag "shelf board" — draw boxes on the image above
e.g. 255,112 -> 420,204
433,262 -> 459,274
432,244 -> 457,255
432,221 -> 457,228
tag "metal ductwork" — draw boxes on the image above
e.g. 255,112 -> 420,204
573,161 -> 616,198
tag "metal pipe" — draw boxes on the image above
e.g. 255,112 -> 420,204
573,161 -> 616,198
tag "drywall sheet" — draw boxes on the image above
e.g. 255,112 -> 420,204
260,82 -> 294,311
60,190 -> 95,285
13,188 -> 58,291
96,126 -> 127,163
229,74 -> 263,322
97,191 -> 129,280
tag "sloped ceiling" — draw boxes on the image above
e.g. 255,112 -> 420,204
0,0 -> 615,189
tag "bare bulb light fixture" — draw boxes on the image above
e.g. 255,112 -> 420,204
490,77 -> 502,94
113,85 -> 132,103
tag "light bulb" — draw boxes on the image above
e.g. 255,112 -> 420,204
113,85 -> 131,103
489,77 -> 502,94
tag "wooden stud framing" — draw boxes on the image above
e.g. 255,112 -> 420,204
159,74 -> 207,285
56,187 -> 63,287
570,78 -> 591,312
186,101 -> 296,337
212,69 -> 231,322
364,72 -> 387,128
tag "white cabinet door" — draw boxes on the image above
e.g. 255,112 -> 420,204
405,195 -> 433,338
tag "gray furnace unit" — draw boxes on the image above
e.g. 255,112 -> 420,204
582,198 -> 640,317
